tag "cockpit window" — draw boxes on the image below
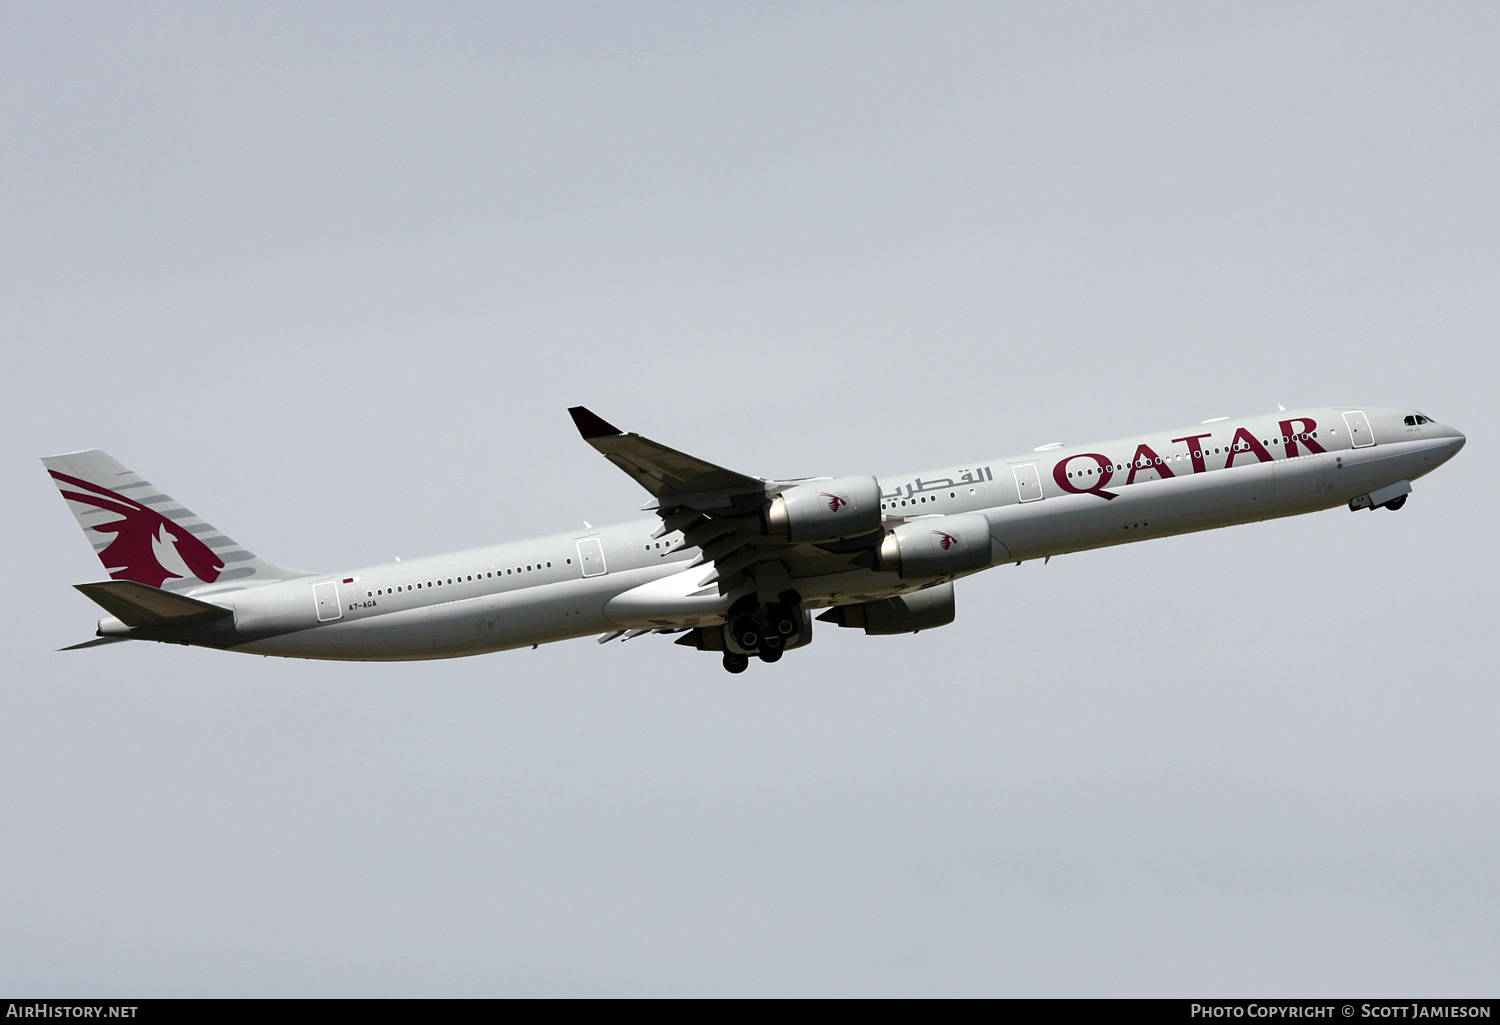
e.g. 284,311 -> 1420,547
1405,414 -> 1435,426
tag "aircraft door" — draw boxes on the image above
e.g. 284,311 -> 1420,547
1011,463 -> 1044,503
313,581 -> 342,621
1274,455 -> 1329,502
1342,410 -> 1376,448
575,537 -> 607,577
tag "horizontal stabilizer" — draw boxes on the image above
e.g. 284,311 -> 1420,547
57,637 -> 129,651
74,580 -> 233,627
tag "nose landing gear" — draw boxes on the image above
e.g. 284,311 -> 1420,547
1349,480 -> 1412,512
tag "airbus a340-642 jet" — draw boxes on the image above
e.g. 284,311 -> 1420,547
45,405 -> 1464,673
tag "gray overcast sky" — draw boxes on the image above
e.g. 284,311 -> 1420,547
2,1 -> 1496,996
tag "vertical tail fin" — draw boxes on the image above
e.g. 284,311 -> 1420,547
42,449 -> 309,592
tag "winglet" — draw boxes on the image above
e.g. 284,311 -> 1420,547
569,406 -> 623,440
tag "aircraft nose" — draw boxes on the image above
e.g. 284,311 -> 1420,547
1439,427 -> 1466,462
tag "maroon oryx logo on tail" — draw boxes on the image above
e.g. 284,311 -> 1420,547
48,471 -> 223,589
822,492 -> 848,513
933,530 -> 959,550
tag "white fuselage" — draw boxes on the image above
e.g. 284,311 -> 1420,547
112,406 -> 1463,660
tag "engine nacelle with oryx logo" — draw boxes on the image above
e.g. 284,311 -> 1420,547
874,513 -> 994,579
764,476 -> 882,542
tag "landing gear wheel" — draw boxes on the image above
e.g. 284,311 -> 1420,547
1383,495 -> 1408,511
758,647 -> 783,664
769,604 -> 798,636
729,615 -> 760,651
722,652 -> 749,674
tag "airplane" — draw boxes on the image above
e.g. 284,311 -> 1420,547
44,404 -> 1464,673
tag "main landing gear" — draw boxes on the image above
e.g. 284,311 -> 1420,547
673,593 -> 810,673
717,595 -> 804,673
720,648 -> 781,673
758,636 -> 783,663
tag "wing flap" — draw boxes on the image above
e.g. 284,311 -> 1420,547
74,580 -> 233,627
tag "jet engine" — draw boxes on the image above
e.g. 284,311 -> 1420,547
817,582 -> 956,635
874,512 -> 993,579
764,476 -> 882,542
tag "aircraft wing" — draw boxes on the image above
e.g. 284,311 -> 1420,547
569,407 -> 866,591
568,406 -> 770,512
